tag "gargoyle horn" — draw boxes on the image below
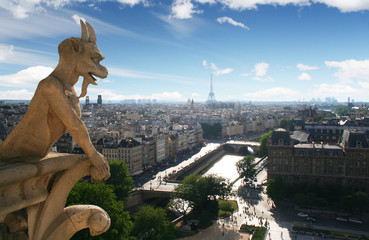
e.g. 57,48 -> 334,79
80,20 -> 88,41
86,22 -> 96,43
78,20 -> 99,99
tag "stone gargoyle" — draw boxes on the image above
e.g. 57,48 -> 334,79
0,20 -> 110,182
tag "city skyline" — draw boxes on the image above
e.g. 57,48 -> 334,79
2,1 -> 369,102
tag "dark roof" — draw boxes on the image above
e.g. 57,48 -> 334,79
271,128 -> 290,145
340,129 -> 369,148
118,138 -> 141,148
104,141 -> 118,148
0,124 -> 7,137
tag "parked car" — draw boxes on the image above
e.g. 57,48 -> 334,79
336,217 -> 348,222
349,218 -> 362,224
253,177 -> 258,182
297,212 -> 308,217
151,174 -> 156,180
306,215 -> 317,223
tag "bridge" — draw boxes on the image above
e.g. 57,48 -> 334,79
223,141 -> 260,155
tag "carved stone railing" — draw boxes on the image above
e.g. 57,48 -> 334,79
0,153 -> 110,240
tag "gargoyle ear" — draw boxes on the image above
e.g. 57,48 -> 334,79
70,37 -> 81,53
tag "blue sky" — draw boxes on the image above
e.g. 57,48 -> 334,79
2,0 -> 369,103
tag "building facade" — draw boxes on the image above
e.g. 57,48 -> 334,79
268,128 -> 369,192
102,138 -> 143,175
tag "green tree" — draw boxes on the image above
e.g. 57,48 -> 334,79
67,181 -> 133,240
340,194 -> 355,214
354,191 -> 369,217
266,177 -> 288,202
131,206 -> 176,240
174,174 -> 231,214
167,198 -> 192,219
106,160 -> 134,201
200,123 -> 222,138
279,118 -> 291,130
236,155 -> 256,180
257,131 -> 272,157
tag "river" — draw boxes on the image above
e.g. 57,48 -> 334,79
203,155 -> 243,183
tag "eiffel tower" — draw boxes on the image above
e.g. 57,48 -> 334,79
207,74 -> 216,103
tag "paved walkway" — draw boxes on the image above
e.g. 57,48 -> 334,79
178,220 -> 250,240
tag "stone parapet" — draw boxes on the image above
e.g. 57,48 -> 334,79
0,153 -> 110,240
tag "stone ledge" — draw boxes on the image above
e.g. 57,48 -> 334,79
0,153 -> 110,240
0,153 -> 85,186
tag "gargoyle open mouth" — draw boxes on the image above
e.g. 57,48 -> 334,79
88,72 -> 99,85
79,72 -> 99,98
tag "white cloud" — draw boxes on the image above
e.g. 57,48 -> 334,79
0,0 -> 150,19
244,87 -> 300,100
313,0 -> 369,13
296,63 -> 318,71
169,0 -> 203,19
116,0 -> 149,7
325,59 -> 369,83
214,68 -> 233,76
216,16 -> 249,30
109,67 -> 194,84
240,73 -> 250,77
202,61 -> 233,76
0,66 -> 53,88
358,81 -> 369,89
216,0 -> 369,12
152,91 -> 183,100
0,89 -> 35,100
2,0 -> 369,22
312,83 -> 357,96
217,0 -> 311,11
253,76 -> 275,82
298,72 -> 311,81
253,62 -> 269,77
72,14 -> 85,25
195,0 -> 216,4
88,89 -> 184,101
0,43 -> 56,66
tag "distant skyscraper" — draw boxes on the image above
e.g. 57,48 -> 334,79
207,74 -> 216,103
97,95 -> 102,105
85,96 -> 90,105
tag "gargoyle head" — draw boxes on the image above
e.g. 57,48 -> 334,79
58,20 -> 108,98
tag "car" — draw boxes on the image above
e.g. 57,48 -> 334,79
349,218 -> 362,224
336,217 -> 348,222
306,215 -> 317,223
151,175 -> 156,180
306,216 -> 317,223
297,212 -> 308,217
253,177 -> 258,182
250,183 -> 255,188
